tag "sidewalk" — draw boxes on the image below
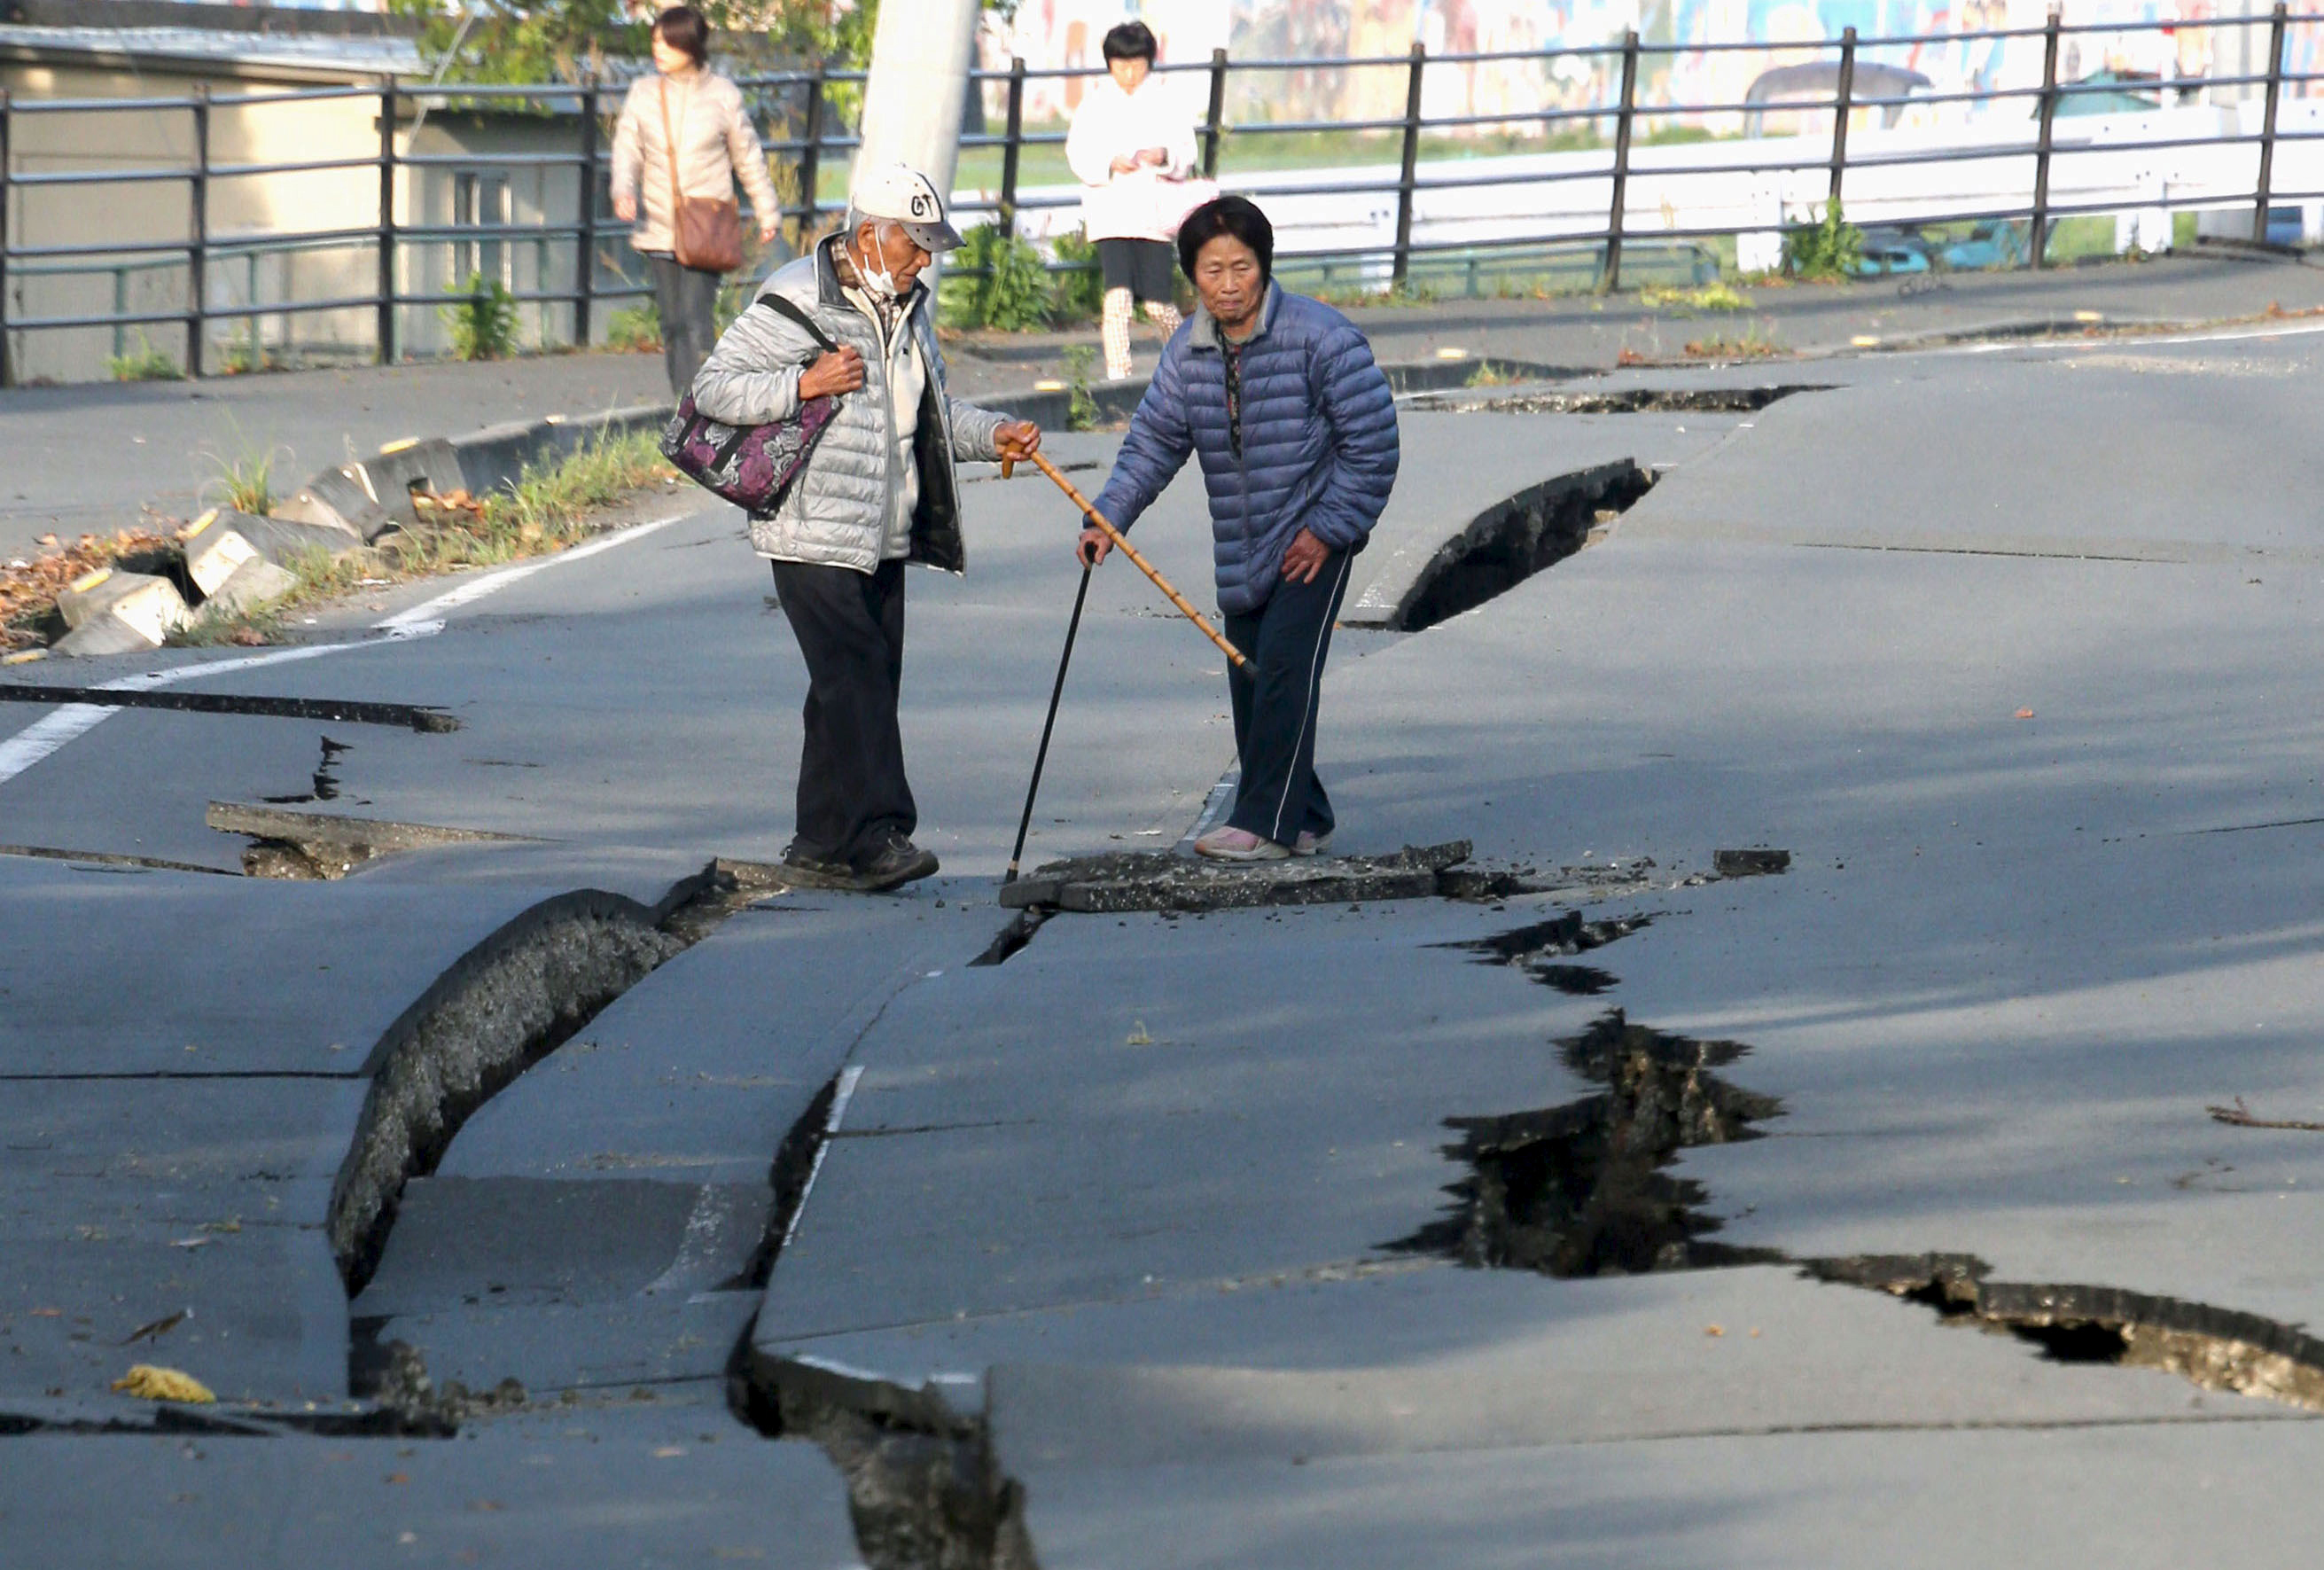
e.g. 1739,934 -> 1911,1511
7,247 -> 2320,566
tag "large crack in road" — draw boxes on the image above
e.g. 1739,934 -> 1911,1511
1396,1000 -> 2324,1416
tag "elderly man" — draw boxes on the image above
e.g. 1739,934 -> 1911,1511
693,164 -> 1041,891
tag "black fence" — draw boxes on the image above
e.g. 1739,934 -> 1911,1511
3,6 -> 2320,387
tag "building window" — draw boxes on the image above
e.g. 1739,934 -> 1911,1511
452,170 -> 511,285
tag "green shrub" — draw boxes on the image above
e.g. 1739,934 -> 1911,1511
940,223 -> 1056,332
1782,201 -> 1864,281
439,272 -> 520,361
1049,229 -> 1108,324
105,331 -> 183,382
606,300 -> 661,353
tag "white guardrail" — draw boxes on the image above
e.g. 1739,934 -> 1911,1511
989,97 -> 2324,275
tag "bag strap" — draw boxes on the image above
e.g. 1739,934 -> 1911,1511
760,291 -> 840,357
656,77 -> 685,208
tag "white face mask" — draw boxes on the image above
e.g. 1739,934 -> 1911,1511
850,223 -> 901,301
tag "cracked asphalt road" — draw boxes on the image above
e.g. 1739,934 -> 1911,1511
10,308 -> 2324,1566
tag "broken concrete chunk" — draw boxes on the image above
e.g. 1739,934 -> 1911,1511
1000,840 -> 1475,913
277,463 -> 397,542
53,567 -> 189,649
51,611 -> 170,658
183,508 -> 360,595
361,437 -> 468,528
199,557 -> 300,619
449,417 -> 557,500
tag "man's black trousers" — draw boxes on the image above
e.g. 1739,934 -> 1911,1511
769,558 -> 915,866
1223,549 -> 1354,847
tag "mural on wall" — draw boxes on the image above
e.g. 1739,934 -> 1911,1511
981,0 -> 2272,134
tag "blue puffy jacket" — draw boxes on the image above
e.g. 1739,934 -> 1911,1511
1090,285 -> 1400,616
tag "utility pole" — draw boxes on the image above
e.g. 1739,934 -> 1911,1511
853,0 -> 982,200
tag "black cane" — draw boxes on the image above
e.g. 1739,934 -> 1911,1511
1004,558 -> 1095,885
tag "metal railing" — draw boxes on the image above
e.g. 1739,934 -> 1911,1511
4,6 -> 2322,387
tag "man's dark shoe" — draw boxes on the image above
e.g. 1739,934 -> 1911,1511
852,832 -> 939,891
779,844 -> 858,889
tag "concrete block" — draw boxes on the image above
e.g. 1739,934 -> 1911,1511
199,556 -> 300,618
276,462 -> 396,541
450,417 -> 557,499
360,435 -> 468,526
53,566 -> 188,646
181,507 -> 361,597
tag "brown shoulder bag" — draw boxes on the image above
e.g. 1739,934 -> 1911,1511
658,78 -> 745,273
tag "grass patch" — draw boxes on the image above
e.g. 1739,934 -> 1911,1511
105,331 -> 183,382
1682,323 -> 1783,360
201,444 -> 286,517
1639,281 -> 1749,313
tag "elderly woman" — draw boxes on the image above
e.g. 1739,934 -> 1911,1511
1065,20 -> 1196,381
1081,197 -> 1400,861
691,165 -> 1042,892
611,4 -> 780,393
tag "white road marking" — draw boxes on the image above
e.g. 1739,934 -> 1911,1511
0,512 -> 687,787
377,513 -> 682,630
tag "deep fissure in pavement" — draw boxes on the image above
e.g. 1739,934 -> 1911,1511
970,908 -> 1049,967
1398,1011 -> 2324,1411
1806,1254 -> 2324,1412
1438,910 -> 1654,996
731,1353 -> 1039,1570
0,683 -> 460,732
717,1074 -> 1039,1569
1392,1010 -> 1782,1275
1410,384 -> 1827,418
1393,461 -> 1656,632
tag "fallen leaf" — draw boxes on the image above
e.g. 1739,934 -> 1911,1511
113,1364 -> 215,1403
2014,708 -> 2035,719
385,1472 -> 409,1485
121,1308 -> 191,1345
1704,1324 -> 1725,1337
651,1446 -> 688,1458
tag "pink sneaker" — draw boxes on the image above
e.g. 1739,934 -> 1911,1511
1194,826 -> 1291,862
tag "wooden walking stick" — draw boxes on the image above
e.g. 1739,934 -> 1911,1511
1005,450 -> 1249,670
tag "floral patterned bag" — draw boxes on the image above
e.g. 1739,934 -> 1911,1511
660,294 -> 841,515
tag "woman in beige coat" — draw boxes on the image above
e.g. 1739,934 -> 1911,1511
611,4 -> 780,393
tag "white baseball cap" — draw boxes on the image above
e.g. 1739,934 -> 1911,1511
848,162 -> 964,253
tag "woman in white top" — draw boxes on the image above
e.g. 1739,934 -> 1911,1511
1065,21 -> 1197,380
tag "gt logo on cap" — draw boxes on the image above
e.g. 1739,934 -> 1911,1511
910,191 -> 934,217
